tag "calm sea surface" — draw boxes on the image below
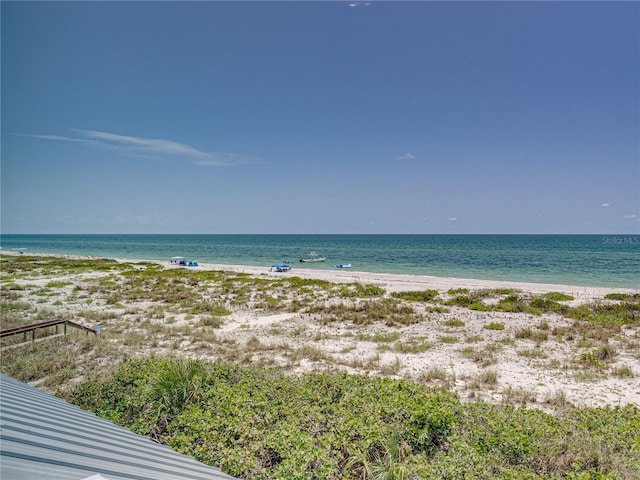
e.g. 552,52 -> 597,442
1,234 -> 638,288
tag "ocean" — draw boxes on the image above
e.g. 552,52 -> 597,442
1,234 -> 638,288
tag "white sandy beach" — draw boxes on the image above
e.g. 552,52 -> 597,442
195,261 -> 634,302
3,252 -> 640,408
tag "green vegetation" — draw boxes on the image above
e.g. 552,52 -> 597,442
66,358 -> 640,479
442,288 -> 639,342
514,327 -> 549,344
391,289 -> 439,303
393,338 -> 432,354
484,322 -> 505,331
343,283 -> 387,298
605,293 -> 640,301
438,335 -> 459,344
443,318 -> 465,327
543,291 -> 575,302
2,255 -> 640,479
460,345 -> 498,367
358,331 -> 402,343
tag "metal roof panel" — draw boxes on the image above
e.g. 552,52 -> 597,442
0,374 -> 236,480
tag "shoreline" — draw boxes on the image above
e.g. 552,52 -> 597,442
193,261 -> 638,300
7,251 -> 637,299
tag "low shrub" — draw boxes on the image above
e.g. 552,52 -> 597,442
391,289 -> 439,302
543,292 -> 574,302
469,301 -> 492,311
445,295 -> 475,307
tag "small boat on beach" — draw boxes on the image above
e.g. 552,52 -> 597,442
335,263 -> 352,269
187,260 -> 199,267
299,251 -> 326,263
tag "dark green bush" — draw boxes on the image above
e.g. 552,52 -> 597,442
66,359 -> 640,480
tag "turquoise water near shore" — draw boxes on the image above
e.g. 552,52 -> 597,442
1,234 -> 638,288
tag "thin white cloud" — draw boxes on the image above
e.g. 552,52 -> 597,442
29,129 -> 241,166
397,153 -> 416,160
28,134 -> 93,144
77,129 -> 211,159
601,203 -> 610,208
448,217 -> 458,222
623,214 -> 637,219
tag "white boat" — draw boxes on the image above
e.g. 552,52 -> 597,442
335,263 -> 352,268
299,251 -> 326,263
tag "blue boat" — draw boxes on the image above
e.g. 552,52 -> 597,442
335,263 -> 352,268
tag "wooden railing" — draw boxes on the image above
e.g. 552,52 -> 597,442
0,319 -> 98,343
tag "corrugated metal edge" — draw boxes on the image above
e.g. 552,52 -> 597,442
0,374 -> 237,480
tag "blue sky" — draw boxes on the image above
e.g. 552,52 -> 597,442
2,1 -> 638,234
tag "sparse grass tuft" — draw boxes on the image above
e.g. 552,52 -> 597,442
484,322 -> 505,331
468,368 -> 499,388
543,389 -> 573,408
425,305 -> 449,314
613,365 -> 635,378
418,366 -> 454,385
460,346 -> 497,367
393,339 -> 432,354
501,385 -> 536,405
379,356 -> 403,375
439,335 -> 459,344
443,318 -> 465,327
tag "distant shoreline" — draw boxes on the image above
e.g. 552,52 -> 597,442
5,251 -> 637,300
